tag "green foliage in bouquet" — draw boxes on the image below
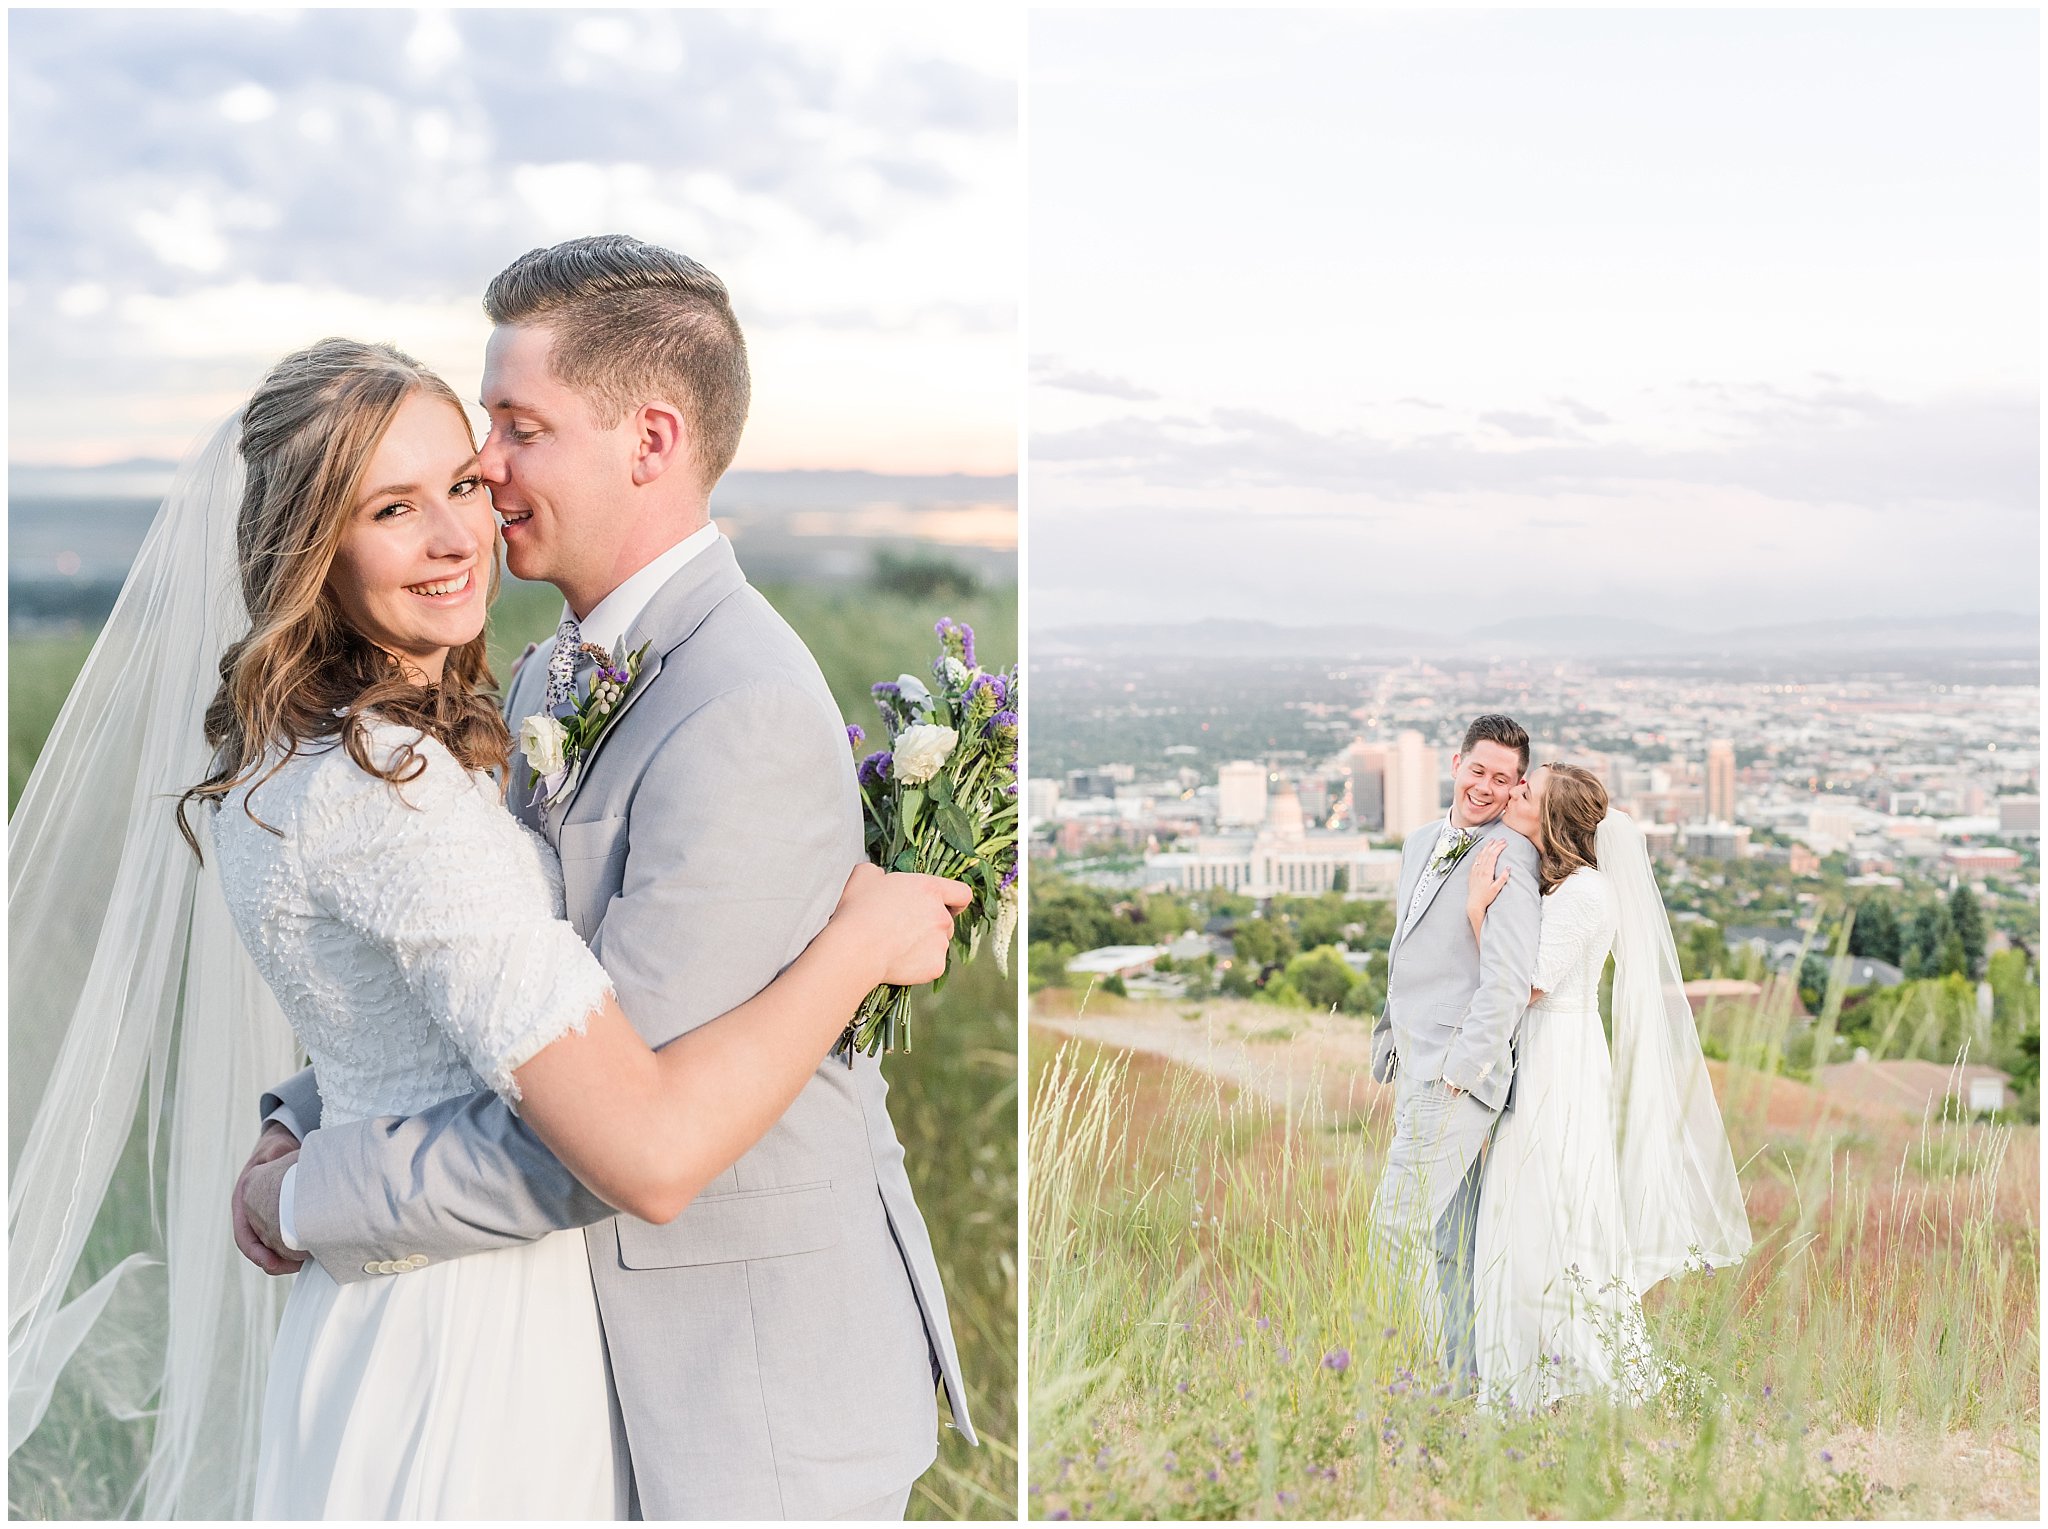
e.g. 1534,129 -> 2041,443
843,618 -> 1019,1057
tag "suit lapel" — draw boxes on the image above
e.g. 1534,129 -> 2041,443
502,638 -> 553,837
543,537 -> 750,824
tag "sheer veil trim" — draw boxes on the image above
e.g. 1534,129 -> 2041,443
1597,811 -> 1754,1293
9,413 -> 302,1516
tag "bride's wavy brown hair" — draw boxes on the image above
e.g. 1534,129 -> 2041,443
177,339 -> 512,855
1535,763 -> 1608,894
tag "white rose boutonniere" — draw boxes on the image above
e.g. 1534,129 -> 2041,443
1430,825 -> 1479,878
893,723 -> 960,786
522,639 -> 652,811
519,713 -> 568,780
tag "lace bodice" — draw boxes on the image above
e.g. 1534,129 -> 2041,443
211,720 -> 612,1127
1530,867 -> 1618,1014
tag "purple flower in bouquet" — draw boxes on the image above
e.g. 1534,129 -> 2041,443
857,751 -> 893,788
845,724 -> 865,749
935,617 -> 976,668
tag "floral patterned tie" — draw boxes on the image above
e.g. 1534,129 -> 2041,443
544,614 -> 583,711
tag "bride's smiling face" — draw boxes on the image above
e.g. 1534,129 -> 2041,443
1502,772 -> 1543,844
327,393 -> 492,684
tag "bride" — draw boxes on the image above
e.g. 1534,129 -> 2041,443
9,340 -> 967,1517
1462,763 -> 1751,1411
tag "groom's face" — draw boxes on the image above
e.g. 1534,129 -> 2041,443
1449,740 -> 1523,828
478,323 -> 637,611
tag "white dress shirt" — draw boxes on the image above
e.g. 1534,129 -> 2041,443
277,522 -> 723,1251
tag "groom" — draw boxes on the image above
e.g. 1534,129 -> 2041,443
1368,714 -> 1539,1385
232,236 -> 972,1519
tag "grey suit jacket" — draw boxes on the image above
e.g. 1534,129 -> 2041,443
1368,817 -> 1540,1112
264,537 -> 971,1520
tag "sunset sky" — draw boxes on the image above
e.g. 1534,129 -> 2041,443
1031,9 -> 2038,632
8,8 -> 1018,475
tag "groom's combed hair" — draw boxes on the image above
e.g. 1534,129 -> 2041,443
1461,713 -> 1530,774
484,234 -> 750,493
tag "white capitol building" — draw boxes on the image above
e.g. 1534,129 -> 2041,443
1145,775 -> 1402,898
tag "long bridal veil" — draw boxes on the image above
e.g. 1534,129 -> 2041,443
9,414 -> 299,1517
1597,811 -> 1753,1293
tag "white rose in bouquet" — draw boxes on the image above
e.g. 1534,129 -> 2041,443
893,723 -> 959,785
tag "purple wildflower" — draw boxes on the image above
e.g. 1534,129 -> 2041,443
1255,1317 -> 1269,1332
935,617 -> 976,667
1177,1380 -> 1190,1394
857,751 -> 893,788
1322,1348 -> 1351,1374
1382,1327 -> 1397,1339
846,724 -> 865,749
1820,1449 -> 1833,1465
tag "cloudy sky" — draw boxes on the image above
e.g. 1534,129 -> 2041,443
1031,9 -> 2038,633
8,7 -> 1017,473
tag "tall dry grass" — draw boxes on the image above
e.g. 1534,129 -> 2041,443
1028,977 -> 2037,1519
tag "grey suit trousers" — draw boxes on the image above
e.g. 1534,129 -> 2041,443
1369,1068 -> 1500,1384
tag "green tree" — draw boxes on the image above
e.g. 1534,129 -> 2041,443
1283,946 -> 1357,1010
1341,970 -> 1386,1017
1986,948 -> 2038,1048
1028,940 -> 1076,994
1948,884 -> 1988,979
1904,900 -> 1959,979
1031,881 -> 1122,953
1139,892 -> 1198,939
1679,921 -> 1726,981
1849,897 -> 1903,967
1230,916 -> 1298,974
1218,962 -> 1258,998
1797,952 -> 1832,1015
1260,976 -> 1309,1010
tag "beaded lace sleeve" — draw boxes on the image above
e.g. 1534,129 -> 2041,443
296,727 -> 614,1106
1532,868 -> 1616,1001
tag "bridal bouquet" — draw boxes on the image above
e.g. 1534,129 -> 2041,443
841,618 -> 1020,1058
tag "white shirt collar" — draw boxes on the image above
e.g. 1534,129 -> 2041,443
572,521 -> 721,658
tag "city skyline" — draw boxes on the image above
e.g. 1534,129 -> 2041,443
1031,9 -> 2039,632
8,8 -> 1018,475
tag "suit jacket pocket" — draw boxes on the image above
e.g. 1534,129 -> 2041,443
614,1180 -> 841,1268
557,813 -> 629,865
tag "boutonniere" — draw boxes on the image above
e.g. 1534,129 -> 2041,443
1430,826 -> 1478,877
519,639 -> 652,811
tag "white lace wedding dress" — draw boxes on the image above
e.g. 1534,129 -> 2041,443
212,720 -> 627,1518
1472,866 -> 1658,1411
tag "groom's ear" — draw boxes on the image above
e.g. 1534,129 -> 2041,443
628,399 -> 691,487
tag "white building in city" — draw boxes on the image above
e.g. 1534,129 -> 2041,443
1026,776 -> 1059,827
1218,760 -> 1269,827
1385,730 -> 1441,837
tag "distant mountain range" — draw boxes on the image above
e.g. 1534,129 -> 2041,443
1038,611 -> 2038,658
7,460 -> 1015,509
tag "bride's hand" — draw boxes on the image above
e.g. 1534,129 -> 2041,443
834,863 -> 974,987
1466,839 -> 1509,939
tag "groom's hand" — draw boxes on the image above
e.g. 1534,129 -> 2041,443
233,1123 -> 306,1275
